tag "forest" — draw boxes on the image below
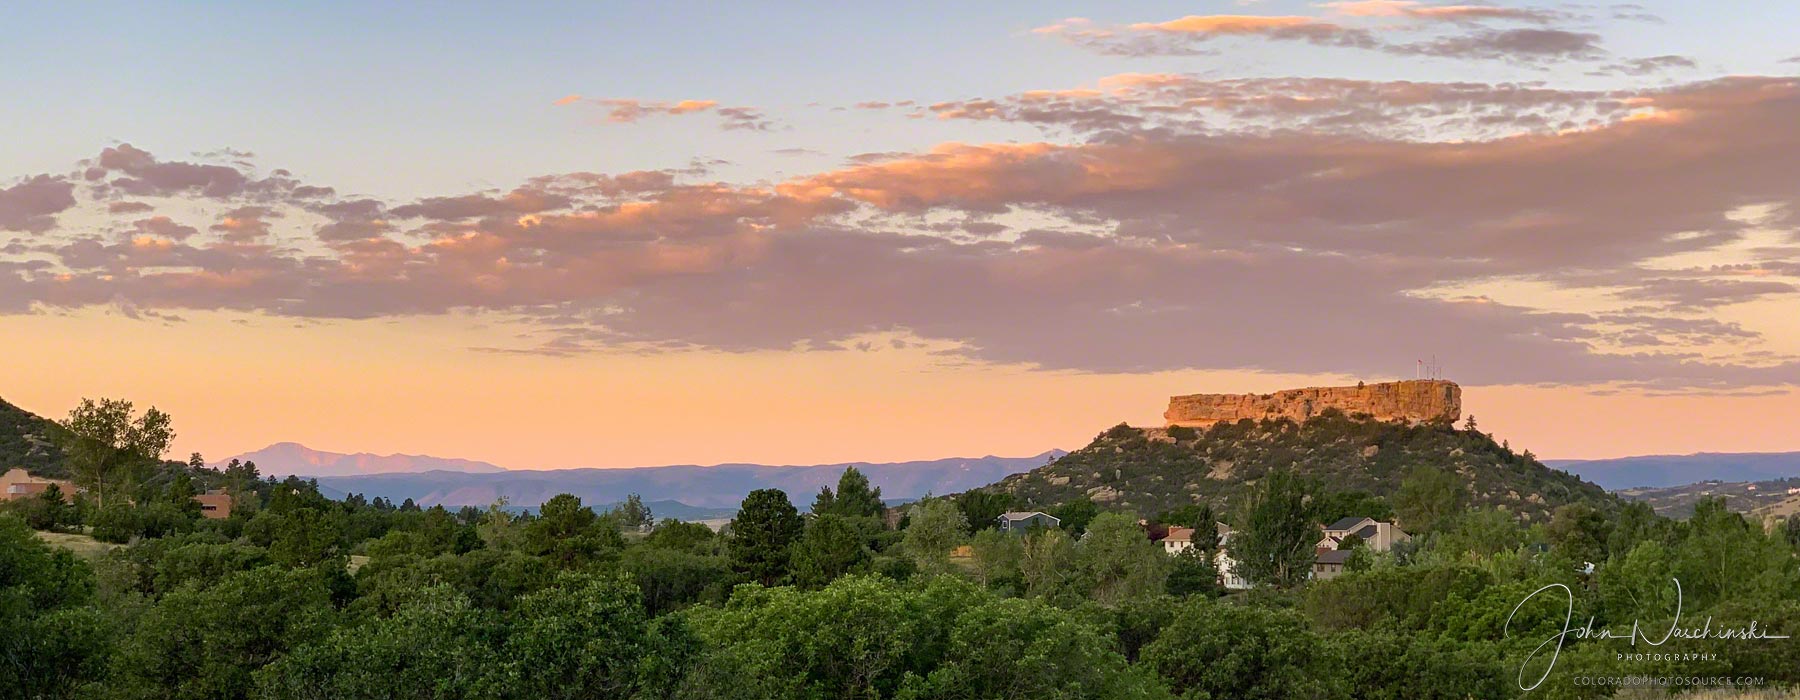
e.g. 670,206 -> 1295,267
4,398 -> 1799,700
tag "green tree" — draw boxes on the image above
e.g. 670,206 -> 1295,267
894,596 -> 1174,700
1393,463 -> 1466,533
1,515 -> 110,696
1432,506 -> 1526,560
613,493 -> 653,530
955,491 -> 1013,533
1230,468 -> 1317,588
967,528 -> 1024,590
498,573 -> 668,699
901,498 -> 967,575
109,567 -> 337,700
791,513 -> 875,588
1189,503 -> 1220,555
812,467 -> 885,519
728,489 -> 804,586
1546,502 -> 1610,567
166,467 -> 202,518
255,585 -> 500,700
1075,512 -> 1169,605
1165,548 -> 1220,597
643,518 -> 717,554
1141,600 -> 1340,700
523,494 -> 624,568
56,398 -> 175,508
18,483 -> 75,531
1020,528 -> 1077,599
1050,497 -> 1100,536
620,546 -> 732,616
268,508 -> 345,567
475,497 -> 522,550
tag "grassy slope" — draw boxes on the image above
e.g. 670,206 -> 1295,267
986,411 -> 1612,522
34,530 -> 120,560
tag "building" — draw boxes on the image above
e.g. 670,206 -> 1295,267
1312,517 -> 1410,581
194,489 -> 233,519
0,468 -> 78,503
1155,521 -> 1251,589
1316,517 -> 1410,552
995,511 -> 1060,534
1215,524 -> 1251,590
1155,521 -> 1233,555
1314,549 -> 1353,579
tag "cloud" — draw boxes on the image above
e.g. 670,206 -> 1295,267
92,143 -> 253,198
1320,1 -> 1556,23
131,216 -> 199,241
559,98 -> 775,131
1590,54 -> 1699,76
919,74 -> 1634,140
1394,28 -> 1604,61
0,175 -> 76,232
1033,15 -> 1375,55
5,77 -> 1800,390
1035,7 -> 1605,64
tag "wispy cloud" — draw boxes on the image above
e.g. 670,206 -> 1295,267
556,97 -> 776,131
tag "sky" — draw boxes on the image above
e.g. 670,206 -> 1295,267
3,1 -> 1799,468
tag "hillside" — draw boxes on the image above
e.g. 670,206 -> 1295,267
985,411 -> 1610,522
0,396 -> 64,476
214,442 -> 509,477
1547,451 -> 1800,489
312,452 -> 1063,509
1617,477 -> 1800,518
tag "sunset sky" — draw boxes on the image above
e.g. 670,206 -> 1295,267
4,1 -> 1799,468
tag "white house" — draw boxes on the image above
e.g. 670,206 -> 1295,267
1155,522 -> 1250,590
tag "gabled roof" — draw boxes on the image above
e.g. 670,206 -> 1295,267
1325,516 -> 1375,532
1158,526 -> 1194,543
1316,549 -> 1353,565
998,511 -> 1057,522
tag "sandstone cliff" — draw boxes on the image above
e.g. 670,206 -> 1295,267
1164,380 -> 1460,428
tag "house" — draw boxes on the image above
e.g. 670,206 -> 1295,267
1215,524 -> 1251,590
1316,517 -> 1410,553
1311,517 -> 1409,580
0,468 -> 78,503
1155,521 -> 1234,555
1314,549 -> 1353,580
194,489 -> 233,520
995,511 -> 1060,534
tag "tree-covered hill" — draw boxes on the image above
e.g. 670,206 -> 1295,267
0,396 -> 64,477
984,410 -> 1612,523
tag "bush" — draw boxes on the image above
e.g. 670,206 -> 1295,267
90,504 -> 140,544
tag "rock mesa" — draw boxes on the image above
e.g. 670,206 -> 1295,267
1164,380 -> 1461,428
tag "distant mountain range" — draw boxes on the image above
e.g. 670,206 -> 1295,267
1546,451 -> 1800,490
283,450 -> 1063,510
213,442 -> 508,478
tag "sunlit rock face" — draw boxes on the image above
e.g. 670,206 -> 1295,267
1165,380 -> 1461,428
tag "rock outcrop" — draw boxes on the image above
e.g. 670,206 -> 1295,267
1165,380 -> 1460,428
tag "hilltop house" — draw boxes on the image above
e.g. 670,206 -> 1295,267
1,468 -> 77,503
996,511 -> 1060,534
